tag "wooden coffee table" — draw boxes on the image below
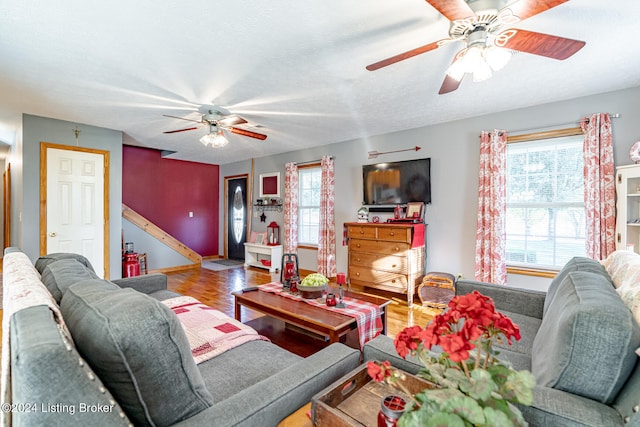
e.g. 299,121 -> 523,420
232,288 -> 390,344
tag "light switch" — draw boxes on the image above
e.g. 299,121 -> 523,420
189,211 -> 194,217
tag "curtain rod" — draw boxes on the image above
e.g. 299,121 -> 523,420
509,113 -> 620,135
295,156 -> 333,166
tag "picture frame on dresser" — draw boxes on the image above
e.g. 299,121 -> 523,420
406,202 -> 424,219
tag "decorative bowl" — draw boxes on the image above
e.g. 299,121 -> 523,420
260,259 -> 271,267
297,283 -> 327,299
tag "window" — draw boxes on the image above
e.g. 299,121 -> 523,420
298,165 -> 321,246
506,129 -> 585,271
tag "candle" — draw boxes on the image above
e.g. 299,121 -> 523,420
336,272 -> 346,285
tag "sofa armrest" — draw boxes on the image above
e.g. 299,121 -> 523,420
173,343 -> 360,427
456,279 -> 546,319
111,274 -> 168,294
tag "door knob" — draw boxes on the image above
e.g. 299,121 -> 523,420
49,232 -> 57,237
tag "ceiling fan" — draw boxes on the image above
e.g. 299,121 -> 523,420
163,108 -> 267,148
366,0 -> 586,94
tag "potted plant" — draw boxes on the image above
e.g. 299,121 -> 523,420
368,291 -> 535,426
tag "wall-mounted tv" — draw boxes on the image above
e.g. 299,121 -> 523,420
362,158 -> 431,206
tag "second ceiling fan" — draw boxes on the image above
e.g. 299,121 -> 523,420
366,0 -> 586,94
163,108 -> 267,148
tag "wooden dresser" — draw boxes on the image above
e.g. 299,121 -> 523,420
345,222 -> 425,306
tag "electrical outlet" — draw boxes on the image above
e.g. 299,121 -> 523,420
457,273 -> 463,281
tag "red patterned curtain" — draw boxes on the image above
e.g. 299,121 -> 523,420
317,156 -> 336,277
475,130 -> 508,285
283,162 -> 299,254
581,113 -> 616,260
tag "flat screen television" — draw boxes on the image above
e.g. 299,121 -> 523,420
362,158 -> 431,206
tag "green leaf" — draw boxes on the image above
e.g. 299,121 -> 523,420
488,363 -> 512,388
483,406 -> 514,427
504,370 -> 536,405
460,369 -> 498,401
422,387 -> 465,405
440,395 -> 485,425
418,411 -> 466,427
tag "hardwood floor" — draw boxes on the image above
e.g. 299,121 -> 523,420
165,265 -> 440,356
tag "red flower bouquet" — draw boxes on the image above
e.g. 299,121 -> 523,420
368,291 -> 535,426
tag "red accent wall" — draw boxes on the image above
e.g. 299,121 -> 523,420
122,146 -> 219,256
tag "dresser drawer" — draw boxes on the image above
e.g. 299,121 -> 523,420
349,266 -> 407,291
347,225 -> 377,239
377,227 -> 412,243
349,239 -> 410,256
349,252 -> 407,273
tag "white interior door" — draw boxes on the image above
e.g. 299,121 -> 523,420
46,147 -> 105,277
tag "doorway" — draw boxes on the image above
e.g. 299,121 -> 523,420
40,142 -> 110,278
226,176 -> 248,260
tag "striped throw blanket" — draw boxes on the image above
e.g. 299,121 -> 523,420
162,296 -> 269,364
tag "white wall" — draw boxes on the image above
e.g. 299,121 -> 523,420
221,86 -> 640,291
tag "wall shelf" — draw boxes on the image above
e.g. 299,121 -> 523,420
254,203 -> 283,212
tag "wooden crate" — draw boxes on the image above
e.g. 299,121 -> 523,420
311,364 -> 432,426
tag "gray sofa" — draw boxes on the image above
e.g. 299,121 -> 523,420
364,256 -> 640,427
2,248 -> 360,426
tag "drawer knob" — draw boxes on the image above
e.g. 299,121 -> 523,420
390,232 -> 395,236
392,264 -> 397,268
391,279 -> 396,283
356,258 -> 361,262
356,272 -> 360,277
359,230 -> 364,234
356,244 -> 361,248
394,247 -> 400,251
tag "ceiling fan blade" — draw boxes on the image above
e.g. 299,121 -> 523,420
366,40 -> 443,71
497,29 -> 585,60
228,127 -> 267,140
217,116 -> 248,127
163,127 -> 199,134
425,0 -> 474,21
162,114 -> 203,124
438,74 -> 462,95
506,0 -> 568,21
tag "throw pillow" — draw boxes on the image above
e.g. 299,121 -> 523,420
40,258 -> 102,303
601,250 -> 640,326
532,271 -> 640,404
61,282 -> 214,426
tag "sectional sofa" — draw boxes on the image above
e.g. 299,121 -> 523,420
1,248 -> 360,426
364,254 -> 640,427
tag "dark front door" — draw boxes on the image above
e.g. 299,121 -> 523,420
227,177 -> 247,260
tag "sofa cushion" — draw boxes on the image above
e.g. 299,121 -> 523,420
61,281 -> 214,426
532,271 -> 640,404
35,252 -> 96,274
41,258 -> 102,303
543,257 -> 611,316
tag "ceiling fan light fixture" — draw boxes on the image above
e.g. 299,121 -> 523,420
200,127 -> 228,148
472,59 -> 493,82
446,51 -> 467,81
484,45 -> 512,71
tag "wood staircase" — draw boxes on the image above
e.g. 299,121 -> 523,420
121,204 -> 202,269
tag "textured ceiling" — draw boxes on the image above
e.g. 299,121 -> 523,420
1,0 -> 639,164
